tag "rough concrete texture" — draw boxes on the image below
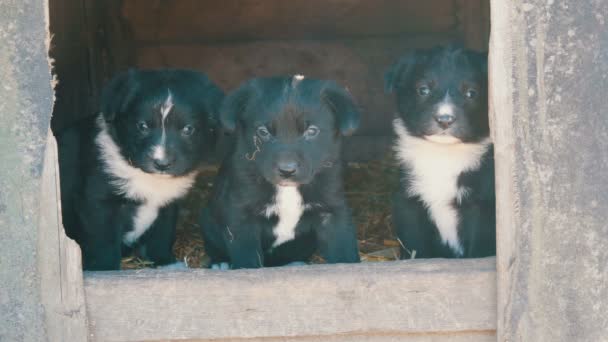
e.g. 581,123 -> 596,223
0,0 -> 55,341
491,0 -> 608,341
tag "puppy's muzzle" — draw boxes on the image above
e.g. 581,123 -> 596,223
434,114 -> 456,129
277,160 -> 298,179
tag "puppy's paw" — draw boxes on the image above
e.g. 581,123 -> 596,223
211,262 -> 231,270
284,261 -> 307,267
157,261 -> 188,270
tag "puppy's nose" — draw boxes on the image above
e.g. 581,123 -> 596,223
278,161 -> 298,178
435,114 -> 456,129
153,158 -> 172,171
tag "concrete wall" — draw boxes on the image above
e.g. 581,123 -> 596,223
491,0 -> 608,340
0,0 -> 54,341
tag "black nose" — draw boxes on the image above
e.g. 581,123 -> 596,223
278,161 -> 298,178
153,158 -> 172,171
435,114 -> 456,129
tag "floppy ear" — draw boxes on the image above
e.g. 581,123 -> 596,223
384,51 -> 420,94
219,81 -> 254,133
321,83 -> 361,136
99,68 -> 139,122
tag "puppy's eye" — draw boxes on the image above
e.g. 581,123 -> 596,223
181,124 -> 195,136
303,125 -> 320,139
136,121 -> 149,134
257,126 -> 271,139
417,85 -> 431,96
465,89 -> 478,99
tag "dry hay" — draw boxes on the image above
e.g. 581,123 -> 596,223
122,154 -> 401,269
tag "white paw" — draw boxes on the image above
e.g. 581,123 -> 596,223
284,261 -> 307,267
211,262 -> 231,270
157,261 -> 188,270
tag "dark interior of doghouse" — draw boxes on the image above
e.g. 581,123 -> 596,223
49,0 -> 489,268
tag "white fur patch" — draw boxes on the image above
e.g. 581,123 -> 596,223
152,90 -> 174,160
292,74 -> 305,88
160,90 -> 174,121
424,134 -> 462,144
393,118 -> 490,256
152,145 -> 166,160
264,186 -> 304,247
437,104 -> 455,116
95,116 -> 197,245
437,93 -> 455,116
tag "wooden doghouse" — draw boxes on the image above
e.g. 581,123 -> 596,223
1,0 -> 607,341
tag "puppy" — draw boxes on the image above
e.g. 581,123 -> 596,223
58,69 -> 224,270
200,75 -> 361,269
385,45 -> 495,258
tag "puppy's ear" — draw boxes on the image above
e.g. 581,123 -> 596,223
219,81 -> 254,133
100,69 -> 139,122
322,83 -> 361,137
384,51 -> 420,94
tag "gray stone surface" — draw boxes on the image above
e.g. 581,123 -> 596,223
0,0 -> 55,341
491,0 -> 608,340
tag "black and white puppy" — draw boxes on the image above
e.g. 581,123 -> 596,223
58,69 -> 224,270
200,75 -> 361,269
385,45 -> 495,258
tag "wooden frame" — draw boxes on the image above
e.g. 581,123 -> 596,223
3,0 -> 602,341
39,1 -> 500,341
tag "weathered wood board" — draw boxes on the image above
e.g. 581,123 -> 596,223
85,258 -> 496,341
490,0 -> 608,340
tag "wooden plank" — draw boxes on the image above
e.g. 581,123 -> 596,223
491,0 -> 608,341
37,131 -> 89,342
160,331 -> 496,342
85,258 -> 496,341
455,0 -> 490,51
122,0 -> 457,43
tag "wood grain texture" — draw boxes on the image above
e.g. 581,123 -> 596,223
159,331 -> 496,342
122,0 -> 457,43
37,131 -> 89,342
491,0 -> 608,340
85,258 -> 496,341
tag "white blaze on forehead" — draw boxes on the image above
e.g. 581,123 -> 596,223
160,90 -> 174,120
153,89 -> 173,160
292,74 -> 305,88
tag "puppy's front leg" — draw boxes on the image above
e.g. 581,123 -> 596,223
224,222 -> 264,269
316,207 -> 360,263
78,201 -> 124,270
141,203 -> 179,266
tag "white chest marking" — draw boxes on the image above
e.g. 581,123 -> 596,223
264,186 -> 304,247
393,119 -> 490,256
152,90 -> 174,160
95,116 -> 197,245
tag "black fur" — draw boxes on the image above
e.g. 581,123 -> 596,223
57,69 -> 224,270
200,76 -> 361,269
386,45 -> 496,258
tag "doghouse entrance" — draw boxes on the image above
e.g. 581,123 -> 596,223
47,0 -> 496,341
49,0 -> 490,269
